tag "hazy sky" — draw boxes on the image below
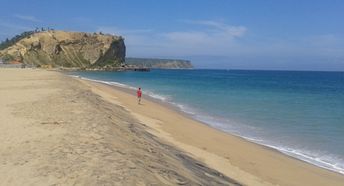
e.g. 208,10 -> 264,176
0,0 -> 343,70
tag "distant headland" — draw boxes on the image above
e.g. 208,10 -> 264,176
125,57 -> 193,69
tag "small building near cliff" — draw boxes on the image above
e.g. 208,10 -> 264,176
9,60 -> 22,65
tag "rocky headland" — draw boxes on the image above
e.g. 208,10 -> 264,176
0,30 -> 125,69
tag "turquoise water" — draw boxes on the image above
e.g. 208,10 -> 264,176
71,69 -> 344,174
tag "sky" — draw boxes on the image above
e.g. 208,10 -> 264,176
0,0 -> 343,71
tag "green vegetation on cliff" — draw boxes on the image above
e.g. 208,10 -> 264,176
0,31 -> 35,50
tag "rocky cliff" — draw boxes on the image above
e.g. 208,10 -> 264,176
0,30 -> 125,68
125,57 -> 193,69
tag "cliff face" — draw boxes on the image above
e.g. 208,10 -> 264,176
0,31 -> 125,68
125,57 -> 193,69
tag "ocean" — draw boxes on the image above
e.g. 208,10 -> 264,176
70,69 -> 344,174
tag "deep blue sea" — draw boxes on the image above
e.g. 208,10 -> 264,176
71,69 -> 344,174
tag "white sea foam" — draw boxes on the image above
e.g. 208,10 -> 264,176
261,143 -> 344,174
72,76 -> 135,89
170,103 -> 196,115
70,75 -> 344,175
145,90 -> 170,101
194,112 -> 344,174
178,107 -> 344,175
71,75 -> 171,101
69,75 -> 80,78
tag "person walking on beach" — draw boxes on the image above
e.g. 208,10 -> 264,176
137,87 -> 142,104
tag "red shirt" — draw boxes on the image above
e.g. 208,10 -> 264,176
137,89 -> 142,97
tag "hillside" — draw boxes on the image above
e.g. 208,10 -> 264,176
0,30 -> 125,68
125,57 -> 193,69
0,30 -> 36,50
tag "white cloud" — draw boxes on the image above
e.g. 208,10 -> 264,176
0,18 -> 34,41
0,19 -> 32,30
0,19 -> 33,39
14,14 -> 41,22
96,26 -> 155,48
97,26 -> 152,35
97,20 -> 247,57
307,34 -> 342,47
183,20 -> 247,37
163,20 -> 247,47
163,31 -> 209,44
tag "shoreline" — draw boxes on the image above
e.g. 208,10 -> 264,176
0,68 -> 238,185
74,75 -> 344,176
76,75 -> 344,185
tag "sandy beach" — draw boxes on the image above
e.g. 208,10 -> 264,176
0,68 -> 237,185
1,68 -> 344,186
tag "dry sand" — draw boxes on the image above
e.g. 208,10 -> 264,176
0,68 -> 237,185
1,68 -> 344,186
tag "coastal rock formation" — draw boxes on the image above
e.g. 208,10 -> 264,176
0,31 -> 125,68
125,57 -> 193,69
